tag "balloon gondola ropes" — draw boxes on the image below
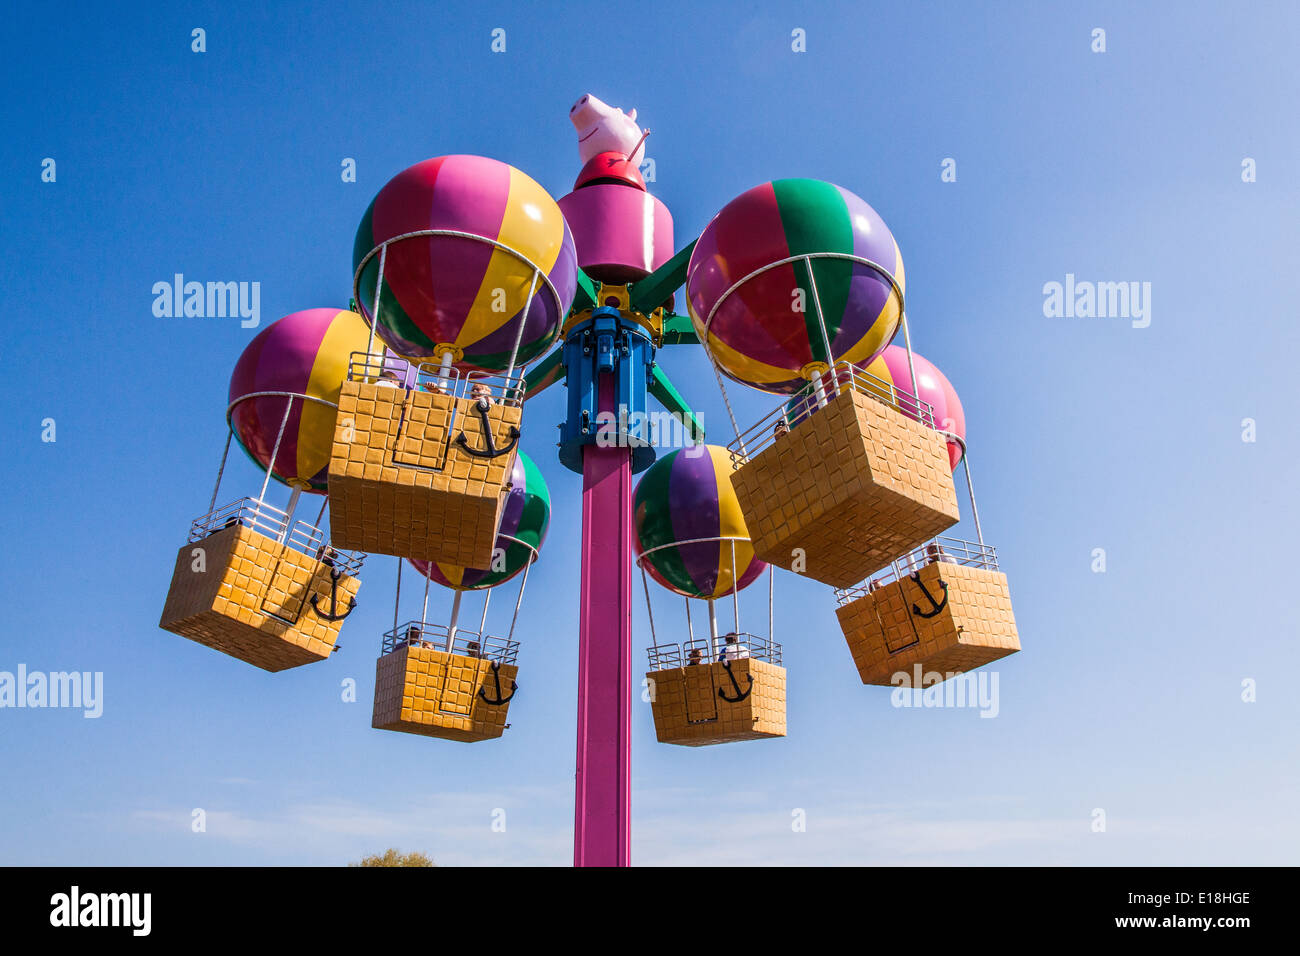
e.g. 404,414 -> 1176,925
641,555 -> 786,748
632,446 -> 786,746
371,451 -> 549,742
159,309 -> 370,671
685,179 -> 960,588
329,155 -> 577,567
833,434 -> 1019,686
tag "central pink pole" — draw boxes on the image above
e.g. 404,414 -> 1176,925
574,375 -> 632,867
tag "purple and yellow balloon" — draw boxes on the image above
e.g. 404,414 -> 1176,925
686,178 -> 904,394
353,155 -> 578,373
228,308 -> 378,493
633,446 -> 766,599
409,451 -> 551,591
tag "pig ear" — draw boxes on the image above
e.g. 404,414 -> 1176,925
628,108 -> 637,121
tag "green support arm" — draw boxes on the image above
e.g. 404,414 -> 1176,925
628,239 -> 697,315
648,362 -> 705,444
572,267 -> 599,313
522,347 -> 566,399
660,312 -> 698,345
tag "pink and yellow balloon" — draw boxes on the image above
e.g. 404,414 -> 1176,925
228,308 -> 379,493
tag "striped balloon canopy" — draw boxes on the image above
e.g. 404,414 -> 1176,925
353,155 -> 578,374
228,308 -> 376,493
784,345 -> 966,471
686,179 -> 904,394
633,445 -> 766,600
409,450 -> 550,591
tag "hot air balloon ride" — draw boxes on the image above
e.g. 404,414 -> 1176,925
329,154 -> 578,568
634,446 -> 785,746
159,308 -> 371,671
154,92 -> 1025,866
686,179 -> 960,588
371,451 -> 549,742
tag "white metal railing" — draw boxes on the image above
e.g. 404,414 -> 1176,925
726,359 -> 937,464
646,632 -> 782,670
833,536 -> 998,606
188,496 -> 365,576
382,620 -> 519,665
347,350 -> 526,407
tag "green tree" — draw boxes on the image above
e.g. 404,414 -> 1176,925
349,848 -> 435,867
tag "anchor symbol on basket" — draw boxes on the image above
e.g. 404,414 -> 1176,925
717,658 -> 754,703
478,660 -> 518,706
455,398 -> 520,459
309,566 -> 357,622
907,572 -> 949,619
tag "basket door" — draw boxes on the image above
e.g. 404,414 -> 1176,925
392,389 -> 457,471
683,665 -> 719,724
879,582 -> 921,655
259,549 -> 314,624
437,656 -> 484,717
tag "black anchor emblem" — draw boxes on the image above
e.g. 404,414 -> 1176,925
717,658 -> 754,703
907,572 -> 949,619
455,399 -> 520,459
309,566 -> 357,622
478,660 -> 518,706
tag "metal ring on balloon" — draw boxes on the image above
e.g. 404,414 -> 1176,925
352,228 -> 567,379
225,389 -> 342,499
635,535 -> 769,653
405,533 -> 539,647
700,252 -> 906,392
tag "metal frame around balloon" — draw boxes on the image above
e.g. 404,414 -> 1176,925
386,533 -> 539,660
698,252 -> 918,455
636,535 -> 781,668
198,390 -> 364,571
352,229 -> 568,383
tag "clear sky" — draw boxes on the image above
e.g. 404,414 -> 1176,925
2,1 -> 1297,866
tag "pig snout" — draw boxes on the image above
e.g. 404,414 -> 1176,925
569,93 -> 609,130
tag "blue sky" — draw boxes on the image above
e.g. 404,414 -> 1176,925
2,0 -> 1297,865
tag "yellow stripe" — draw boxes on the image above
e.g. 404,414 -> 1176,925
703,331 -> 801,388
709,446 -> 756,597
299,310 -> 370,483
458,167 -> 566,349
838,241 -> 905,369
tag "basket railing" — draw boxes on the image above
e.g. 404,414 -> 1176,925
834,536 -> 998,606
646,631 -> 782,670
382,620 -> 519,666
188,496 -> 365,576
726,359 -> 937,464
347,350 -> 525,407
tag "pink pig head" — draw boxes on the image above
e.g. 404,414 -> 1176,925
569,93 -> 647,165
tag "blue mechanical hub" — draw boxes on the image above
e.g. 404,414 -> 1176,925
558,306 -> 657,474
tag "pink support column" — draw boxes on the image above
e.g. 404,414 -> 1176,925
574,376 -> 632,867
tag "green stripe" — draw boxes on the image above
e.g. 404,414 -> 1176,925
772,179 -> 852,365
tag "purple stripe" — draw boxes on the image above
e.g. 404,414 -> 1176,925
669,449 -> 722,594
